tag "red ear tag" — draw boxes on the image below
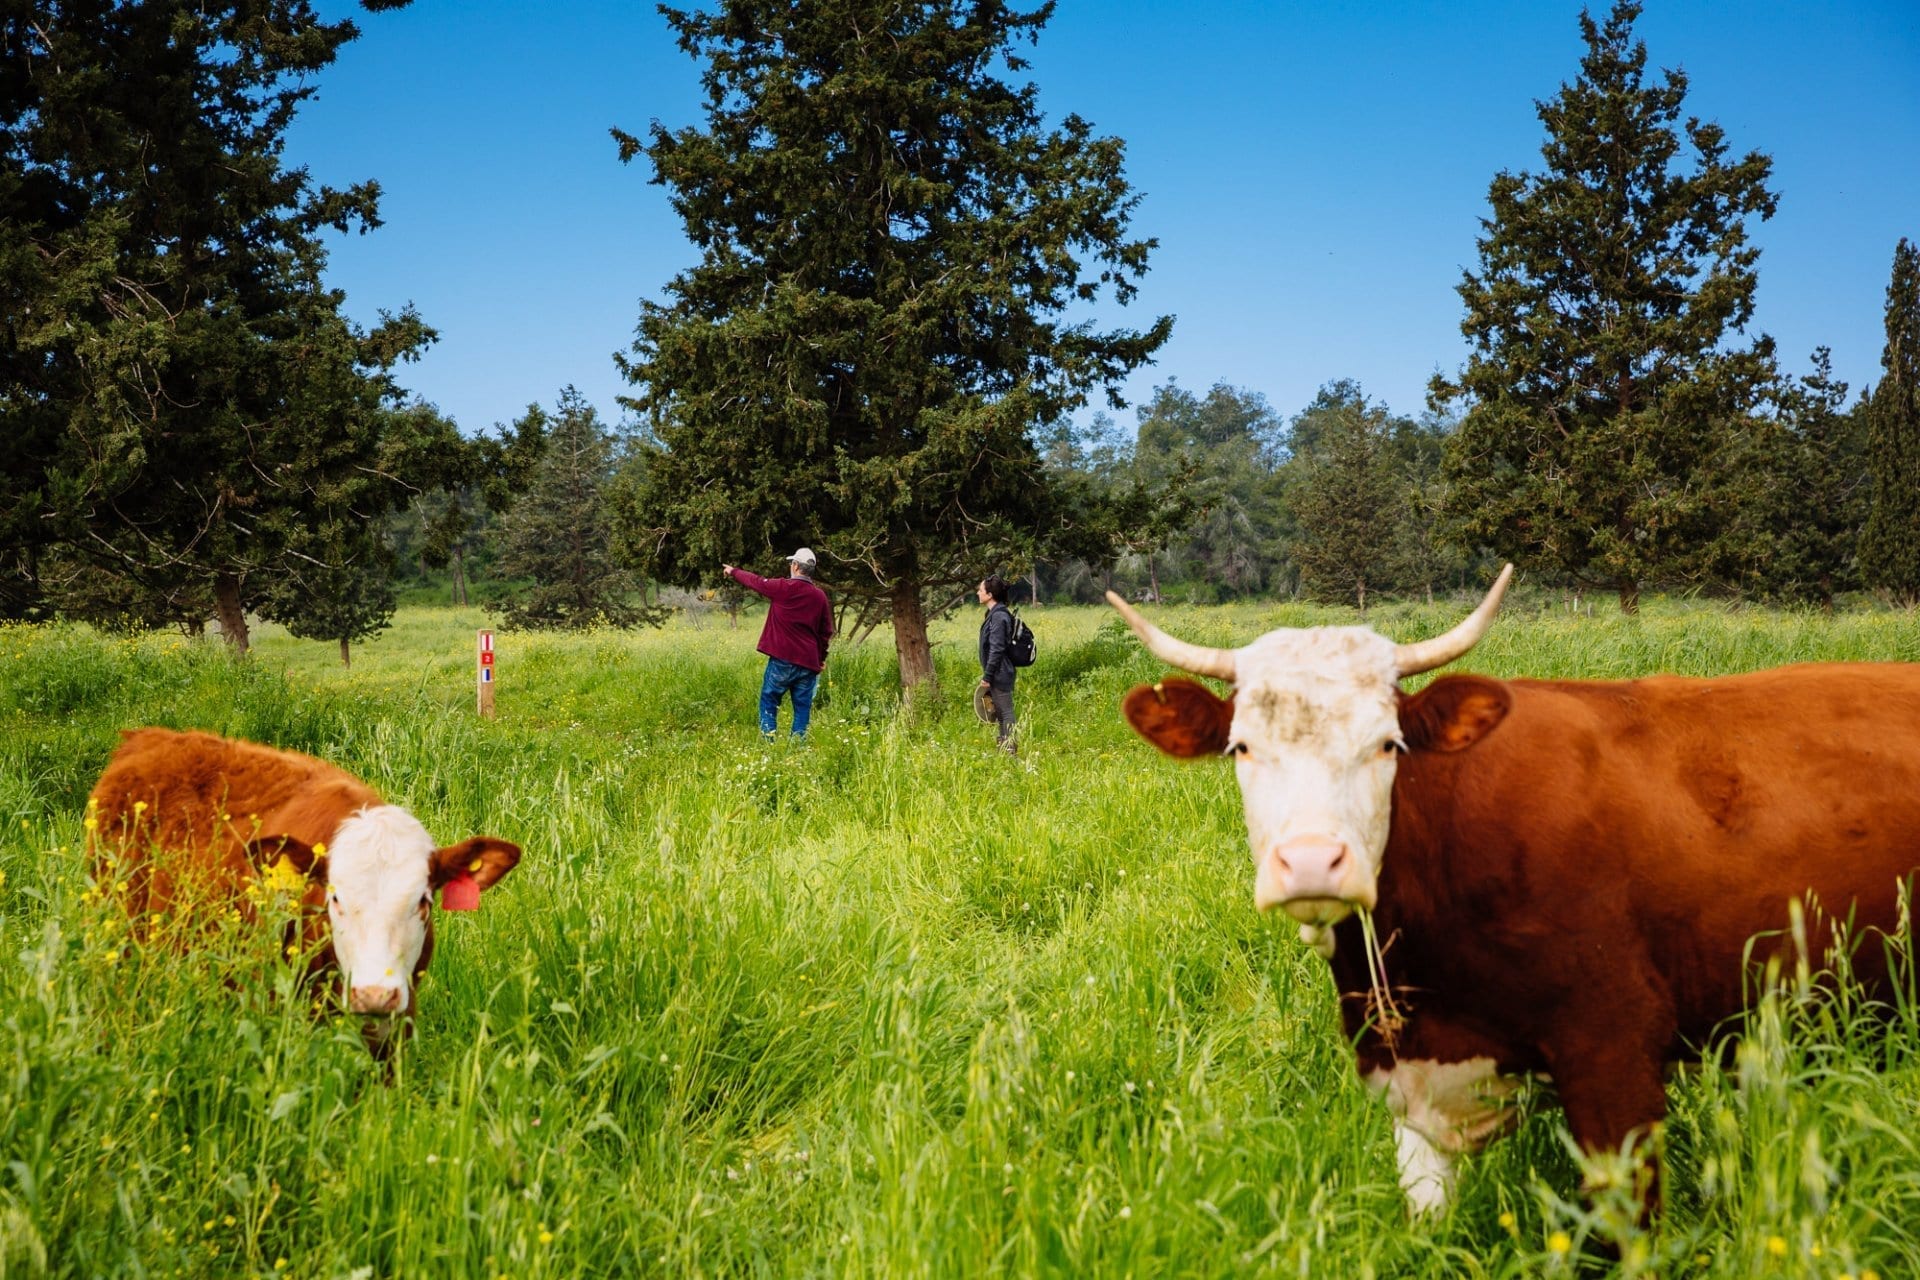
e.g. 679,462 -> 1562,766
440,872 -> 481,912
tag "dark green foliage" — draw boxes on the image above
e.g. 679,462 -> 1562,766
1860,239 -> 1920,604
1130,383 -> 1285,599
385,401 -> 548,606
1286,385 -> 1423,610
1433,1 -> 1778,613
0,0 -> 427,641
494,389 -> 662,631
257,529 -> 397,666
609,0 -> 1169,690
1711,350 -> 1865,607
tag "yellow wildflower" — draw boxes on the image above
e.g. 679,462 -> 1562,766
265,857 -> 307,895
312,842 -> 327,856
1547,1232 -> 1571,1255
1766,1237 -> 1787,1257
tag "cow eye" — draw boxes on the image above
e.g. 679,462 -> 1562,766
1380,738 -> 1405,756
1226,741 -> 1249,757
418,894 -> 431,913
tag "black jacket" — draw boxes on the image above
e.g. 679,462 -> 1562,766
979,603 -> 1015,687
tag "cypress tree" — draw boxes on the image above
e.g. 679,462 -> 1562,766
1860,238 -> 1920,604
609,0 -> 1169,697
1432,1 -> 1777,613
0,2 -> 430,643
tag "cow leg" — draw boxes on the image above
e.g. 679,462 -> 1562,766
1394,1120 -> 1457,1215
1370,1055 -> 1525,1217
1550,1041 -> 1670,1213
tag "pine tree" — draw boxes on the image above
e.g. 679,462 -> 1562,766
495,389 -> 662,631
1860,239 -> 1920,604
1286,390 -> 1414,611
609,0 -> 1169,697
1432,1 -> 1778,613
258,526 -> 398,666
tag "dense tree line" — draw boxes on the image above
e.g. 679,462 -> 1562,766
4,0 -> 1916,683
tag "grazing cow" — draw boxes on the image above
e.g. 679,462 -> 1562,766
87,727 -> 521,1056
1109,569 -> 1920,1213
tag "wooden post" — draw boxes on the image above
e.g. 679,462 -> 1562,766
476,629 -> 495,718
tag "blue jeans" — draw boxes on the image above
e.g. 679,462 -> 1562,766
759,657 -> 820,736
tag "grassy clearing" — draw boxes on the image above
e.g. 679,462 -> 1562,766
1,592 -> 1918,1277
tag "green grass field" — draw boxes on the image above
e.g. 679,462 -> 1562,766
2,593 -> 1918,1278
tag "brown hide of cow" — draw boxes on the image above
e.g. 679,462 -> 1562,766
1329,665 -> 1920,1161
1123,664 -> 1920,1171
87,728 -> 445,1054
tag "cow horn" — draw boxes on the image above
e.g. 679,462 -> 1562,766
1392,564 -> 1515,676
1104,591 -> 1238,682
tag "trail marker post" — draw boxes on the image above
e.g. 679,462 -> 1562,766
476,629 -> 495,718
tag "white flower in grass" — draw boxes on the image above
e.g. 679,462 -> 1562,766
1118,1205 -> 1132,1219
1123,1081 -> 1136,1094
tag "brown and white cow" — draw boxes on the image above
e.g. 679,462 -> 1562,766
1110,568 -> 1920,1213
87,727 -> 521,1056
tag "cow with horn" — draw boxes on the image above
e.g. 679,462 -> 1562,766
1110,566 -> 1920,1213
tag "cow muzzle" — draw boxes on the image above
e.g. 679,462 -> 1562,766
348,984 -> 405,1016
1254,837 -> 1375,923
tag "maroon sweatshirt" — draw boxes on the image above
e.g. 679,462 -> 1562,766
728,569 -> 834,672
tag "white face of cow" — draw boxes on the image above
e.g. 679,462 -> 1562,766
1109,566 -> 1513,928
324,805 -> 435,1015
1229,628 -> 1404,925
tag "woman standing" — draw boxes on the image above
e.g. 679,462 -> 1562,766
976,573 -> 1017,754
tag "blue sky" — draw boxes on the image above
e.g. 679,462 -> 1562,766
291,1 -> 1920,438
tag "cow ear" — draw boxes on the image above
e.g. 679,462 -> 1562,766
1401,675 -> 1511,753
429,837 -> 522,894
1122,678 -> 1236,758
244,834 -> 327,883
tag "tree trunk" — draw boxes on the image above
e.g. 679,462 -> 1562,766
340,636 -> 352,667
1357,576 -> 1368,615
1617,580 -> 1640,615
213,572 -> 250,654
890,579 -> 937,700
451,546 -> 468,606
1148,554 -> 1160,604
1030,567 -> 1040,606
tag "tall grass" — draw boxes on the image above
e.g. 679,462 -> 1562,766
1,592 -> 1917,1277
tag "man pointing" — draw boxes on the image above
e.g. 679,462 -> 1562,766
722,548 -> 835,738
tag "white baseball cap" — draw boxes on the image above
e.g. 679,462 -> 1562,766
788,547 -> 817,569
